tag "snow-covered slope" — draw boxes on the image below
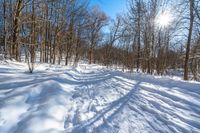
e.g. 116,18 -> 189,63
0,61 -> 200,133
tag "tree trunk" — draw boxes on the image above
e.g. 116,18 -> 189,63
184,0 -> 194,80
3,0 -> 7,58
12,0 -> 23,61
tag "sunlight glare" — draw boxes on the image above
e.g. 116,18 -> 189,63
156,11 -> 172,28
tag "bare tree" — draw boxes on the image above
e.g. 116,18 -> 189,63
87,7 -> 107,64
184,0 -> 195,80
12,0 -> 23,61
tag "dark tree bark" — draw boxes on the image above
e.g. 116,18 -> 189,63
184,0 -> 194,80
12,0 -> 23,61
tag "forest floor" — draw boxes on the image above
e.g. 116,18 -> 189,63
0,60 -> 200,133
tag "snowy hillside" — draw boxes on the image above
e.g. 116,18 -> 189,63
0,61 -> 200,133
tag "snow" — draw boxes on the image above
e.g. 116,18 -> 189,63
0,60 -> 200,133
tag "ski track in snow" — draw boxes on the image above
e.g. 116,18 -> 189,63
0,61 -> 200,133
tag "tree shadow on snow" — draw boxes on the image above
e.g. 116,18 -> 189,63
71,82 -> 141,133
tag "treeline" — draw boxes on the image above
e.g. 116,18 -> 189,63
0,0 -> 107,68
0,0 -> 199,80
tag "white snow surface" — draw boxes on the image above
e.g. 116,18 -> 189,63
0,60 -> 200,133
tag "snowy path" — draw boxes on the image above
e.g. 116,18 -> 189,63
0,61 -> 200,133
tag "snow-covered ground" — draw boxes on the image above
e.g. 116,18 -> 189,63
0,60 -> 200,133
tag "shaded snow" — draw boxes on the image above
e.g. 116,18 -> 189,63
0,61 -> 200,133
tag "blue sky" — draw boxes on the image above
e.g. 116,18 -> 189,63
89,0 -> 128,19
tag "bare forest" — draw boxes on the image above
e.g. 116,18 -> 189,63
0,0 -> 200,81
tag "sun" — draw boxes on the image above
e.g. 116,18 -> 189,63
156,11 -> 172,28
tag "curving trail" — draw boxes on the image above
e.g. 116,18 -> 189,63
0,61 -> 200,133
